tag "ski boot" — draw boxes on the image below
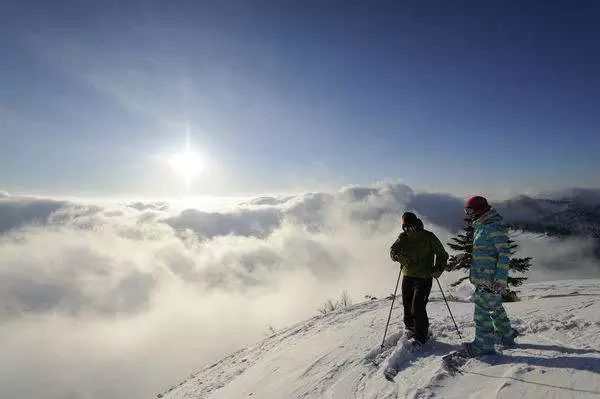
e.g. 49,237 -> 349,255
407,338 -> 424,353
383,366 -> 397,381
498,328 -> 519,348
441,342 -> 495,373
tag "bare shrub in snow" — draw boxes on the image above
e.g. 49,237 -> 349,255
318,291 -> 353,314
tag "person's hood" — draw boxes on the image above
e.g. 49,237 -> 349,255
473,207 -> 503,226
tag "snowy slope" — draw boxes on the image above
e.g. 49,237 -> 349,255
159,280 -> 600,399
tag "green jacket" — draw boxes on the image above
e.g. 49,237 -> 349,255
390,229 -> 448,278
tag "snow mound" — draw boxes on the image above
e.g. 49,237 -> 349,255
159,280 -> 600,399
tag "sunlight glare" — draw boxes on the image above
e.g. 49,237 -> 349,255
168,147 -> 205,188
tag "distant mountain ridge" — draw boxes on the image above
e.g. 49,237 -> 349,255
498,193 -> 600,239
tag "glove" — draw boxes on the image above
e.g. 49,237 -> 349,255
431,266 -> 444,278
446,253 -> 470,271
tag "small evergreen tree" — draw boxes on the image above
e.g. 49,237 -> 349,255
446,218 -> 532,301
446,218 -> 474,287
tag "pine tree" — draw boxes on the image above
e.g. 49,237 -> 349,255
446,218 -> 532,301
446,218 -> 474,287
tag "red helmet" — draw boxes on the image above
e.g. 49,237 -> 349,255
465,196 -> 490,218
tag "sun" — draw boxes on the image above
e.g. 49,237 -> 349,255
168,147 -> 205,188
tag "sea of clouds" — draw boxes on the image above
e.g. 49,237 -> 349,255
0,183 -> 598,398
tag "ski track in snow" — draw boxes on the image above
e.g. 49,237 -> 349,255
159,280 -> 600,399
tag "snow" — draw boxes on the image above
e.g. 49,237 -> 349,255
160,280 -> 600,399
449,278 -> 475,301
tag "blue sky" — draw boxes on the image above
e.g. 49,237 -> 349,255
1,1 -> 599,197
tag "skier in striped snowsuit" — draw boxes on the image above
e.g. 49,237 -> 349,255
464,196 -> 518,356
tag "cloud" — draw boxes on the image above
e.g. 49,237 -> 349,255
0,188 -> 405,398
0,195 -> 67,233
285,192 -> 335,229
0,225 -> 162,318
126,201 -> 170,211
243,196 -> 294,206
407,192 -> 465,232
0,183 -> 598,398
166,208 -> 283,239
512,232 -> 600,281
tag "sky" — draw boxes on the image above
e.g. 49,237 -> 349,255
1,0 -> 600,197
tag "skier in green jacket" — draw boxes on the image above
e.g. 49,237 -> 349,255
384,212 -> 448,380
389,212 -> 448,345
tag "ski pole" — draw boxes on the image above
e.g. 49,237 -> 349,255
380,266 -> 403,350
435,278 -> 462,340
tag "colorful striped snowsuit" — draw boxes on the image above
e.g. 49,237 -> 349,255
470,208 -> 513,354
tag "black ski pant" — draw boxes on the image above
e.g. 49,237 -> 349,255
401,276 -> 433,344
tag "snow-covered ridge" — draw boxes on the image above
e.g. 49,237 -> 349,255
159,280 -> 600,398
499,195 -> 600,239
